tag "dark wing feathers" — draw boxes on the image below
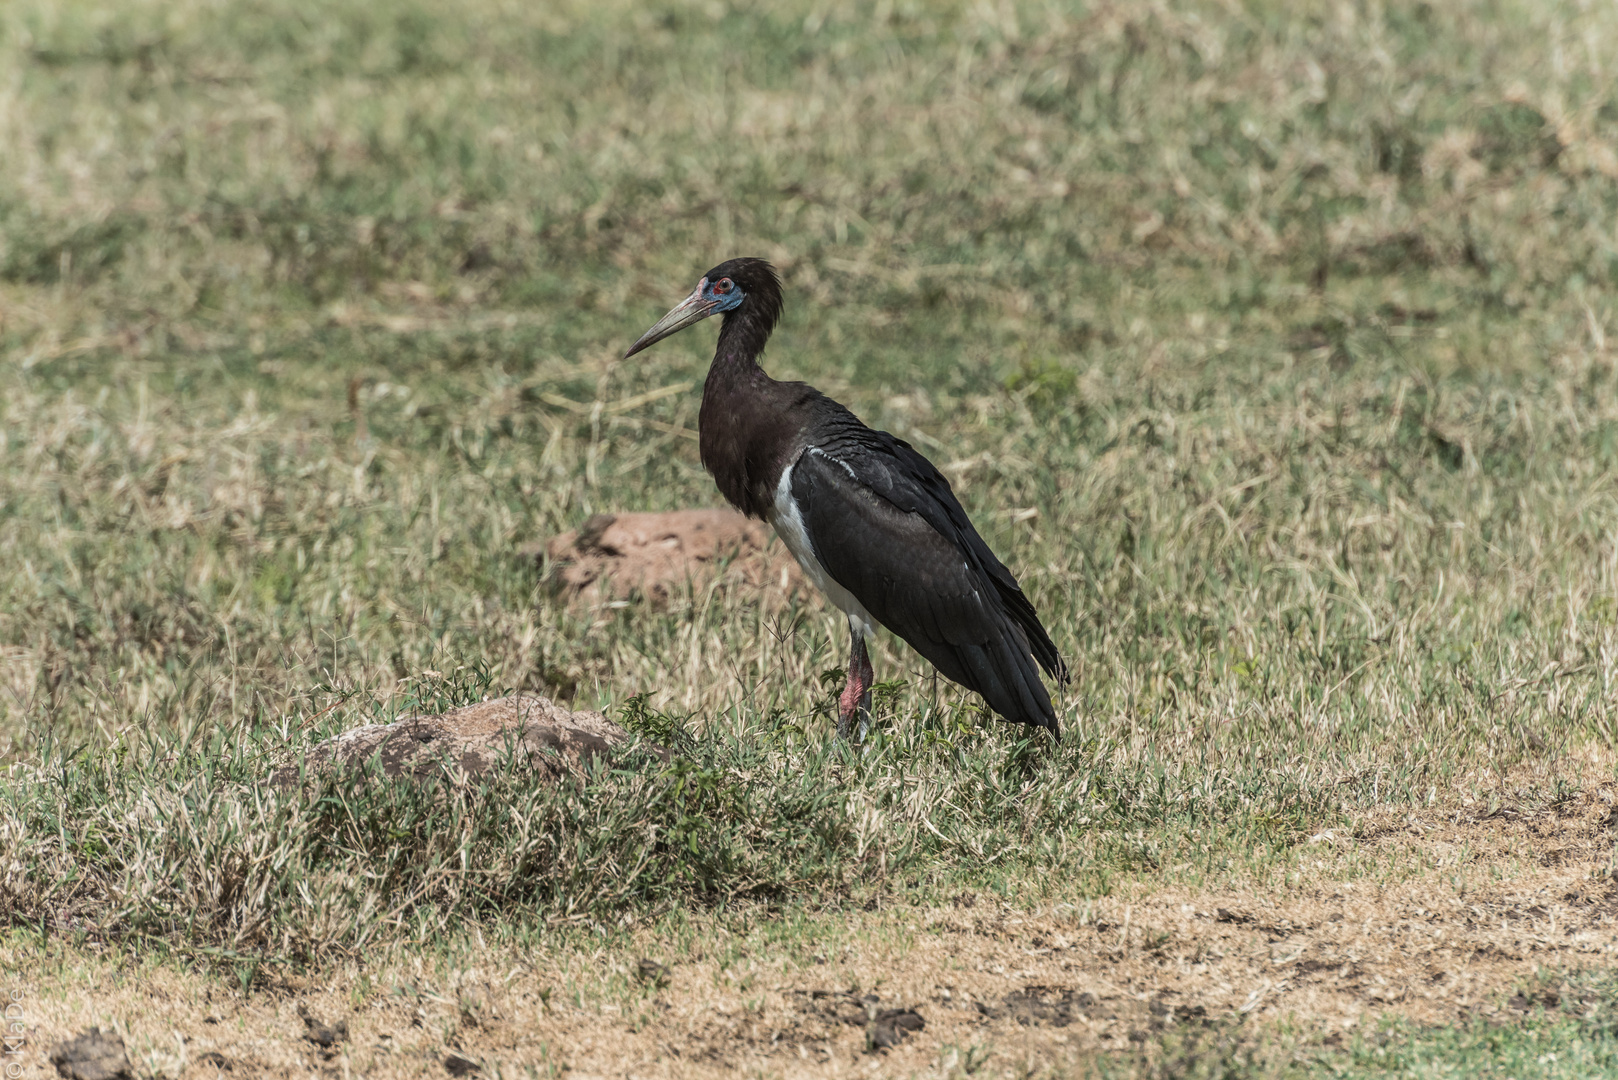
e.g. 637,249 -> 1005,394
804,409 -> 1066,679
789,410 -> 1066,732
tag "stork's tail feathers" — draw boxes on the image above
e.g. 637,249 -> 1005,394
936,620 -> 1061,735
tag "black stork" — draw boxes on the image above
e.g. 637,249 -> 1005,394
624,258 -> 1067,738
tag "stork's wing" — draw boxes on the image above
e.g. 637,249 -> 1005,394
790,445 -> 1061,732
802,407 -> 1066,680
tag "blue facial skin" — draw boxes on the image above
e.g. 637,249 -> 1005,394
703,277 -> 746,313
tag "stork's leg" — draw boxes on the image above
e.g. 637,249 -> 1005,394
836,625 -> 875,741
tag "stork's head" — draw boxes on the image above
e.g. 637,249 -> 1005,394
624,257 -> 782,358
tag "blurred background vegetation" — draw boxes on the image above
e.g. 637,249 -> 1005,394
0,0 -> 1615,769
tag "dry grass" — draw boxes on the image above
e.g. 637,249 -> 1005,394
2,0 -> 1616,747
12,762 -> 1618,1078
4,0 -> 1618,1074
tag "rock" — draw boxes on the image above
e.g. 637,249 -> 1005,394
49,1028 -> 132,1080
270,693 -> 662,787
533,509 -> 802,606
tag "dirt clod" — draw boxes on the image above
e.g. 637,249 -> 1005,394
443,1051 -> 480,1076
977,986 -> 1104,1027
298,1004 -> 347,1049
797,990 -> 925,1051
868,1008 -> 925,1050
49,1028 -> 132,1080
636,958 -> 672,988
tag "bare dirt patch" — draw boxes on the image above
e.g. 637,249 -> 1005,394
13,768 -> 1618,1079
536,509 -> 804,607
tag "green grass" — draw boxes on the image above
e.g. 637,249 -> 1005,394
3,0 -> 1618,1054
4,662 -> 1349,962
1083,973 -> 1618,1079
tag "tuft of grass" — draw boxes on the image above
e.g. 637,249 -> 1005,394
1,666 -> 1349,963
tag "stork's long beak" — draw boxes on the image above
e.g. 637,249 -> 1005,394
624,282 -> 717,358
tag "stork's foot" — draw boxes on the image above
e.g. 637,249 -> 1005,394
836,682 -> 873,742
835,633 -> 876,742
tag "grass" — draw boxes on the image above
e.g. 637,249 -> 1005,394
1085,1004 -> 1618,1080
1092,973 -> 1618,1080
3,0 -> 1618,1073
5,663 -> 1347,964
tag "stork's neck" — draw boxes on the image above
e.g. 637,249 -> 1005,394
712,303 -> 774,378
698,304 -> 789,518
701,311 -> 773,426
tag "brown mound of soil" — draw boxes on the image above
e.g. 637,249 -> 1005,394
269,693 -> 663,787
537,509 -> 803,606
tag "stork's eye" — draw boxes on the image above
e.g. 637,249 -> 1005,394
713,279 -> 732,294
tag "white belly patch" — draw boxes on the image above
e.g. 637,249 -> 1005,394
767,459 -> 878,641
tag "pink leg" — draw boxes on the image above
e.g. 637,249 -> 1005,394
836,631 -> 875,741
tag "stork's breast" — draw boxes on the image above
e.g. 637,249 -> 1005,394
767,457 -> 879,638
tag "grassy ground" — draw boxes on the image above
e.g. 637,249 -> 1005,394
4,0 -> 1618,1074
